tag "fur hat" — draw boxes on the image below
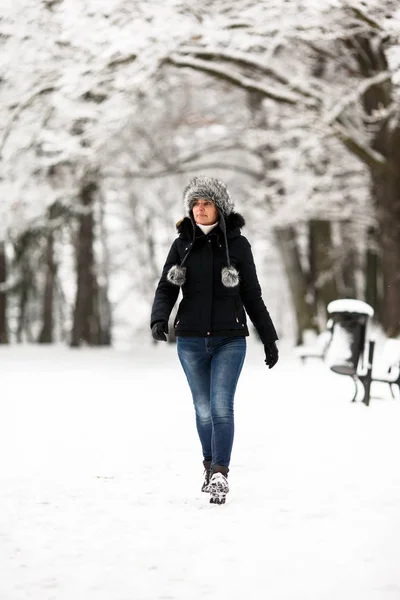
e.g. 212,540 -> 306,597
183,176 -> 234,217
167,176 -> 239,288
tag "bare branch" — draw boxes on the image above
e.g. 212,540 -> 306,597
167,54 -> 302,106
105,162 -> 263,180
163,142 -> 258,167
346,3 -> 383,31
177,46 -> 322,103
107,53 -> 138,69
332,122 -> 386,169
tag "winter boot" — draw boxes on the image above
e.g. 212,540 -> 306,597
209,465 -> 229,504
201,460 -> 212,493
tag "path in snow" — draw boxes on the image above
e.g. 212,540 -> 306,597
1,340 -> 400,600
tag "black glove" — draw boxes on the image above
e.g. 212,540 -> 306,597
151,321 -> 168,342
264,341 -> 279,369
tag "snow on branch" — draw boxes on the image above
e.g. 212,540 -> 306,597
326,71 -> 392,125
332,122 -> 387,168
0,82 -> 57,159
104,138 -> 264,181
158,142 -> 254,169
177,46 -> 322,103
106,162 -> 262,180
345,2 -> 383,31
107,53 -> 138,69
167,53 -> 301,106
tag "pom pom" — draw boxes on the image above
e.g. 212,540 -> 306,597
167,265 -> 187,286
221,266 -> 239,288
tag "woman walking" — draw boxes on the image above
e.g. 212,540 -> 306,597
150,176 -> 278,504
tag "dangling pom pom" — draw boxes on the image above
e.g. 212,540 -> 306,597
221,266 -> 239,288
167,265 -> 187,286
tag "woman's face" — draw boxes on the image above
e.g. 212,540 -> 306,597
192,198 -> 218,225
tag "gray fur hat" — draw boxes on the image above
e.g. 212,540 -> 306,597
183,176 -> 234,217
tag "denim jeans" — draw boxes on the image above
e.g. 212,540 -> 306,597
177,336 -> 246,469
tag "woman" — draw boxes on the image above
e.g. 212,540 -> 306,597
150,176 -> 278,504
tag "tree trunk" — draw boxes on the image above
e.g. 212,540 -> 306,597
71,180 -> 102,347
364,226 -> 382,322
246,92 -> 314,342
97,195 -> 112,346
56,275 -> 69,343
372,162 -> 400,337
274,226 -> 316,344
16,263 -> 33,344
38,203 -> 60,344
0,242 -> 8,344
352,34 -> 400,335
338,220 -> 358,299
309,219 -> 339,324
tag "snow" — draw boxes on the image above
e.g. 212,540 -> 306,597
1,338 -> 400,599
372,339 -> 400,383
294,330 -> 332,360
327,299 -> 374,317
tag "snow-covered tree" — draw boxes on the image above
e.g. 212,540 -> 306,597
2,0 -> 399,343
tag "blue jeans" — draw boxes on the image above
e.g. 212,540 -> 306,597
177,336 -> 246,469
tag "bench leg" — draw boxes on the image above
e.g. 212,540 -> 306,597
351,376 -> 359,402
390,383 -> 400,399
362,373 -> 372,407
361,340 -> 375,407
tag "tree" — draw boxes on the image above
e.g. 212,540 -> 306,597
38,202 -> 64,343
70,177 -> 106,347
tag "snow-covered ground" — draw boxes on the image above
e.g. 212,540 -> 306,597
1,338 -> 400,600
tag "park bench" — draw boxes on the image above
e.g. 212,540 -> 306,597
295,298 -> 400,406
297,299 -> 400,406
295,330 -> 332,364
370,338 -> 400,399
329,337 -> 400,406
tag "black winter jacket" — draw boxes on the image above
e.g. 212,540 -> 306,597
150,213 -> 278,344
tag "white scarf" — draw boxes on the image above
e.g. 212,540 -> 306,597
196,221 -> 219,235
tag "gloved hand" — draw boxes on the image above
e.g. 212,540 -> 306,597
264,341 -> 279,369
151,321 -> 168,342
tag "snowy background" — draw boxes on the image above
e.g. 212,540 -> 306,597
1,337 -> 400,600
1,0 -> 400,345
2,2 -> 400,597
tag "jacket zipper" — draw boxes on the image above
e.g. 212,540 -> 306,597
234,297 -> 240,324
207,237 -> 213,336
